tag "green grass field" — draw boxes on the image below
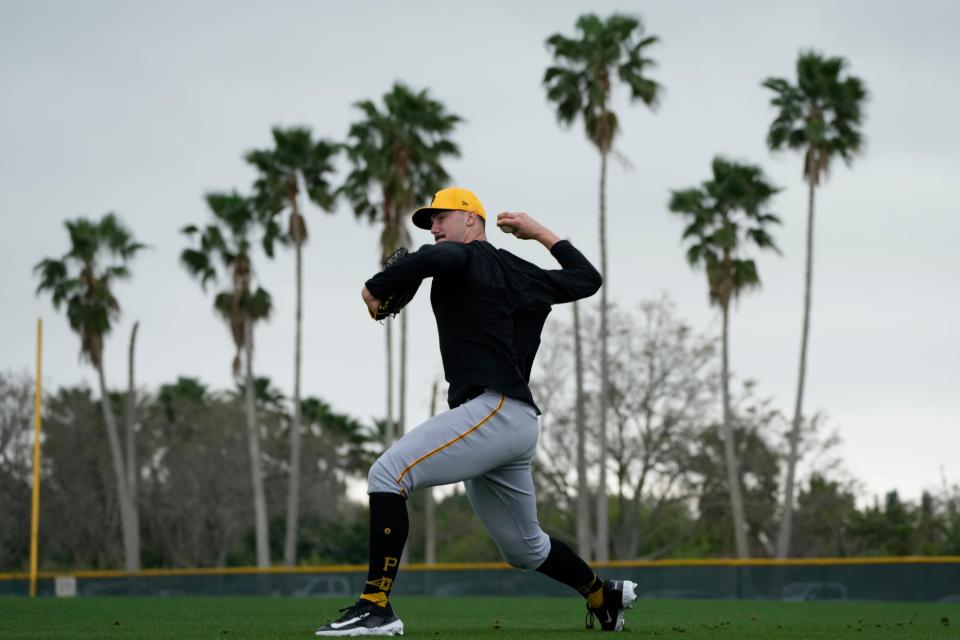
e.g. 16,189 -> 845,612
0,596 -> 957,639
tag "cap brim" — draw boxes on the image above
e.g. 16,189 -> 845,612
412,207 -> 448,230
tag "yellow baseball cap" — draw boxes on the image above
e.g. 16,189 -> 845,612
412,187 -> 486,230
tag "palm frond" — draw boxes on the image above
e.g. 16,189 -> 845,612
746,228 -> 781,254
711,226 -> 736,251
342,81 -> 461,237
33,257 -> 68,290
670,157 -> 781,303
246,286 -> 273,322
36,214 -> 142,357
730,259 -> 761,296
180,248 -> 217,290
246,125 -> 341,232
544,12 -> 660,148
763,50 -> 867,182
103,265 -> 130,281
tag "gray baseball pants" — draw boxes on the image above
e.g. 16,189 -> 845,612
367,391 -> 551,570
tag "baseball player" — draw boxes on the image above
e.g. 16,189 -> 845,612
315,187 -> 638,636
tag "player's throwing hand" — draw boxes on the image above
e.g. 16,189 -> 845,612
497,212 -> 560,249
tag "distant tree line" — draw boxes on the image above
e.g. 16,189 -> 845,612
0,372 -> 376,569
19,10 -> 884,570
528,300 -> 960,560
1,302 -> 957,570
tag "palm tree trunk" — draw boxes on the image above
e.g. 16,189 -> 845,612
776,178 -> 817,558
284,239 -> 304,566
397,310 -> 410,567
573,301 -> 591,559
595,149 -> 610,562
424,380 -> 439,564
385,319 -> 394,445
243,318 -> 270,568
124,321 -> 141,571
614,417 -> 628,560
424,487 -> 436,563
399,310 -> 407,437
721,303 -> 749,558
95,361 -> 138,571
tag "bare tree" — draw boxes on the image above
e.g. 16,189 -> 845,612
0,372 -> 37,568
533,298 -> 718,559
606,302 -> 716,558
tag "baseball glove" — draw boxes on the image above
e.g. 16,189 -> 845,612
370,247 -> 419,321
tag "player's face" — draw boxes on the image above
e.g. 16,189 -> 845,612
430,210 -> 469,243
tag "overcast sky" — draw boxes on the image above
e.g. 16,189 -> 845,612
2,0 -> 957,504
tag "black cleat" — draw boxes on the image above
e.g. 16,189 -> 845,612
315,599 -> 404,637
586,579 -> 638,631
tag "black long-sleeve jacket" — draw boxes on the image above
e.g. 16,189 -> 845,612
365,239 -> 602,412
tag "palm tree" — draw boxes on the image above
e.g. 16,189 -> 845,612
180,191 -> 277,568
34,213 -> 145,571
669,157 -> 781,558
246,126 -> 339,567
341,82 -> 461,445
763,51 -> 867,558
544,12 -> 661,561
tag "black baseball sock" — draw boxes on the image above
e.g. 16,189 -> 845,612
536,536 -> 605,607
360,492 -> 409,607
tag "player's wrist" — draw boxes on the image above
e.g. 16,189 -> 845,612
536,229 -> 560,249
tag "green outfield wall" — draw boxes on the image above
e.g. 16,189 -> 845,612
2,558 -> 959,602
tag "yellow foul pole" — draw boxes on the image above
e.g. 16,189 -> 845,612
29,318 -> 43,597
